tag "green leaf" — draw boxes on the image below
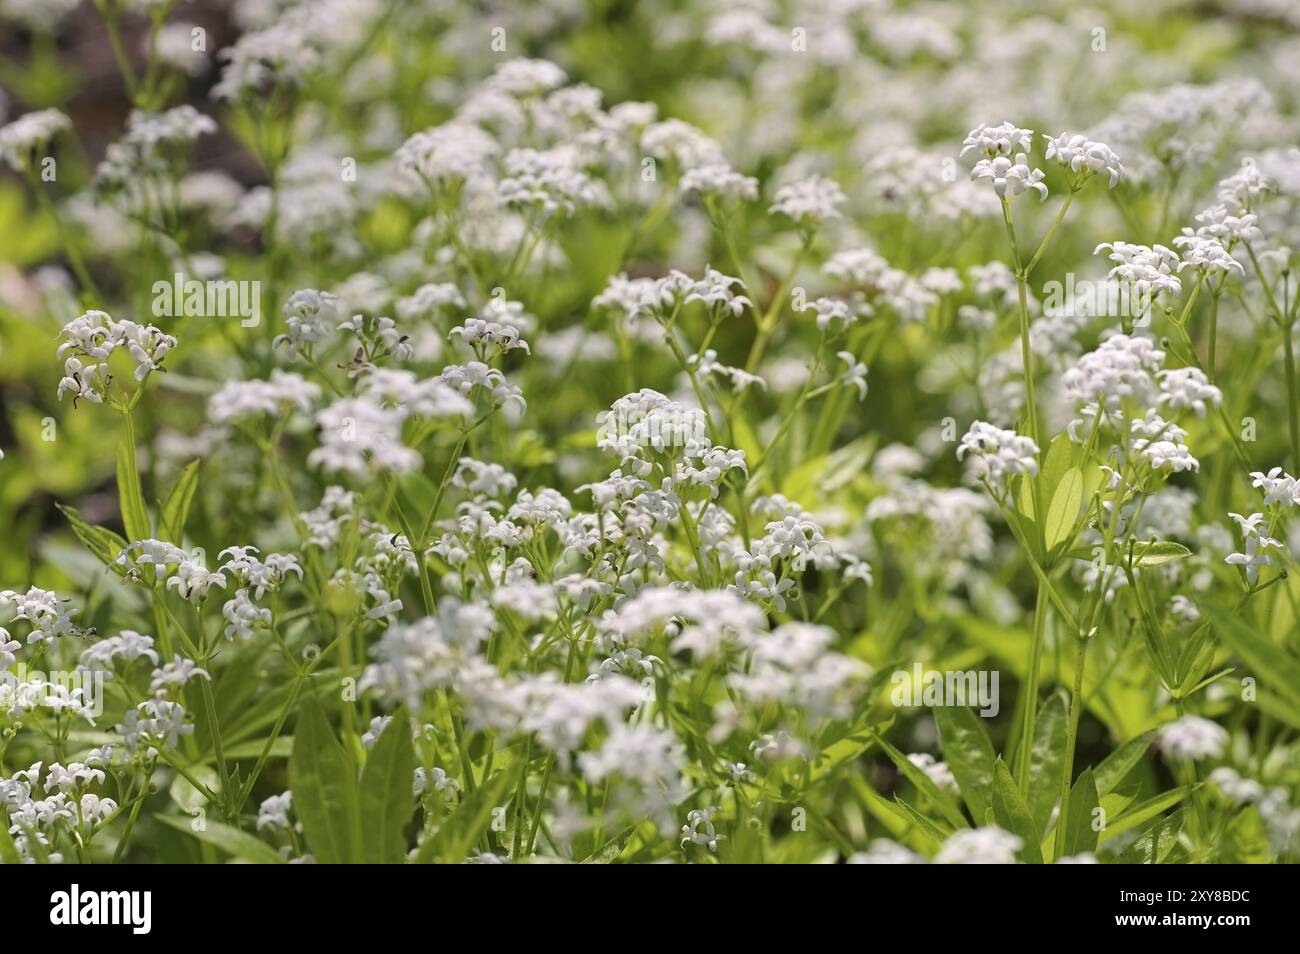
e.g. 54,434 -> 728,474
1129,540 -> 1192,567
1044,467 -> 1083,552
1222,806 -> 1272,863
156,815 -> 286,864
1115,810 -> 1185,864
892,796 -> 951,850
360,710 -> 416,863
159,459 -> 201,544
1099,786 -> 1192,844
116,426 -> 152,542
871,730 -> 968,830
1207,608 -> 1300,709
56,503 -> 129,575
0,810 -> 21,865
411,769 -> 513,863
1062,767 -> 1100,857
290,695 -> 361,864
1038,433 -> 1075,504
1093,730 -> 1155,795
1027,690 -> 1069,839
934,705 -> 997,824
991,758 -> 1042,863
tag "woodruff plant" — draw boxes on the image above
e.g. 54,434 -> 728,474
0,0 -> 1297,866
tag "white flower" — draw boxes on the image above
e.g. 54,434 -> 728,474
449,317 -> 531,356
957,421 -> 1039,486
1217,156 -> 1276,212
689,350 -> 765,393
1094,243 -> 1182,300
1134,434 -> 1191,474
1209,767 -> 1264,804
80,630 -> 159,669
970,152 -> 1048,202
1159,715 -> 1228,761
396,283 -> 466,322
0,587 -> 85,643
149,655 -> 210,694
1173,232 -> 1244,276
397,121 -> 499,189
641,118 -> 725,170
1191,204 -> 1261,244
685,268 -> 751,317
222,589 -> 271,641
1157,367 -> 1222,418
257,792 -> 294,831
848,840 -> 926,864
935,826 -> 1022,864
56,311 -> 176,404
497,146 -> 610,219
275,289 -> 339,356
594,272 -> 689,322
680,162 -> 758,202
486,57 -> 567,96
1043,133 -> 1123,186
208,371 -> 320,426
0,108 -> 70,171
1250,467 -> 1300,506
836,351 -> 868,400
165,553 -> 228,602
960,122 -> 1034,158
308,397 -> 421,478
116,696 -> 193,755
907,753 -> 958,792
1169,595 -> 1200,623
680,807 -> 724,851
804,296 -> 856,331
1225,511 -> 1282,583
768,175 -> 846,227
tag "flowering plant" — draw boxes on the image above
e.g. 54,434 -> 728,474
0,0 -> 1297,866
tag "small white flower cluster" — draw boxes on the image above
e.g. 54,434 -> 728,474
1043,132 -> 1124,187
0,108 -> 70,171
56,311 -> 177,406
275,289 -> 341,357
1158,714 -> 1228,760
768,175 -> 847,227
0,587 -> 88,644
497,146 -> 612,218
1225,512 -> 1282,584
823,247 -> 938,324
962,121 -> 1048,201
0,754 -> 116,863
1094,242 -> 1182,301
957,421 -> 1039,487
208,370 -> 321,426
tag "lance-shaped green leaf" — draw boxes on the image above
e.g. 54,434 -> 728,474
360,710 -> 416,863
934,705 -> 997,824
290,695 -> 361,864
991,758 -> 1042,863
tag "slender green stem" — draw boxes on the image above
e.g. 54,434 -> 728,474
1024,187 -> 1077,277
1283,323 -> 1300,472
1016,587 -> 1049,796
1054,634 -> 1089,858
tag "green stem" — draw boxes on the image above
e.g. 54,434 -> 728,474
1284,323 -> 1300,472
1016,587 -> 1049,796
1055,634 -> 1089,858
